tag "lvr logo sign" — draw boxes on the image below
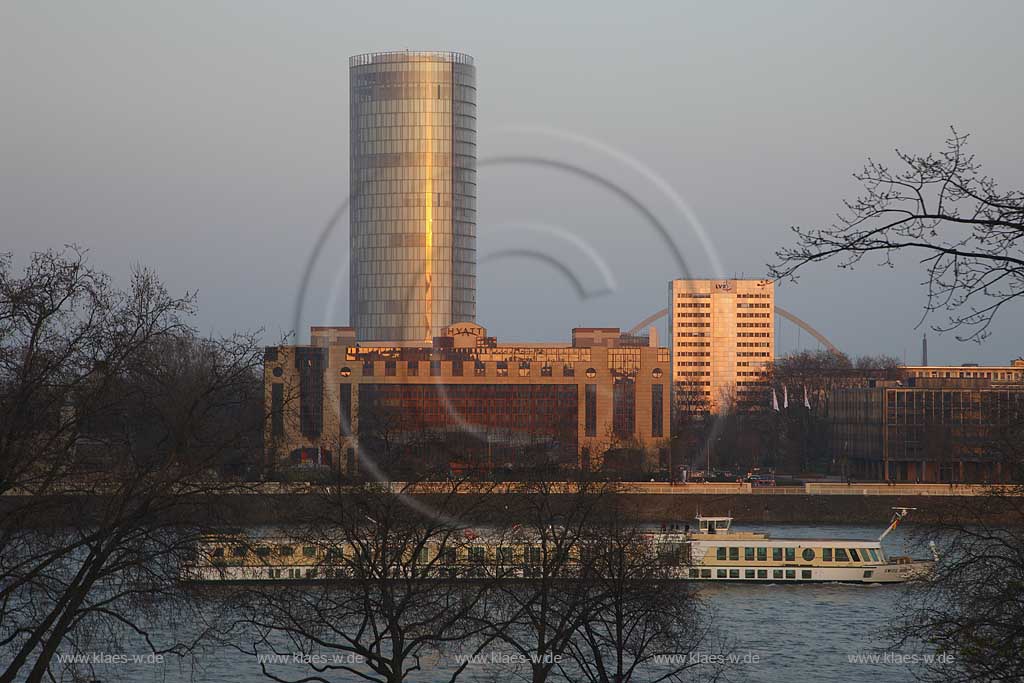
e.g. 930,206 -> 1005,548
714,281 -> 733,292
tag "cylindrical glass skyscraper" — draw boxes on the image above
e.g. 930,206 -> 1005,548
349,51 -> 477,342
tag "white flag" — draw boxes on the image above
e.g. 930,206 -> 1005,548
804,385 -> 811,409
783,384 -> 789,409
771,388 -> 779,412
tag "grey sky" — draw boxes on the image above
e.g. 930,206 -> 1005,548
2,1 -> 1022,364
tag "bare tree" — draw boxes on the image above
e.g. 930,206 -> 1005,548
770,129 -> 1024,341
564,507 -> 718,683
0,247 -> 265,683
223,480 -> 499,683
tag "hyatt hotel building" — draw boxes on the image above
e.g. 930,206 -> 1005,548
265,325 -> 671,472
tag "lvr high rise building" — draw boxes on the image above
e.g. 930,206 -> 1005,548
349,51 -> 477,342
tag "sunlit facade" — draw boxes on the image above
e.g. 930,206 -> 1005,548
669,279 -> 775,412
349,51 -> 477,342
264,324 -> 671,474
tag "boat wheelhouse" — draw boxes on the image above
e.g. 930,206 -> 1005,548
677,509 -> 934,583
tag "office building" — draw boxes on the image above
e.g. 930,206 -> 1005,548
264,324 -> 671,473
832,359 -> 1024,482
349,51 -> 477,342
669,279 -> 775,411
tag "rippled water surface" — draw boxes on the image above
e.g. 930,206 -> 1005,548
50,524 -> 937,682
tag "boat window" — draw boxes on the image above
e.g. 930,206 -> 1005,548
785,570 -> 796,579
757,569 -> 768,579
773,569 -> 783,579
444,548 -> 458,564
527,546 -> 542,565
729,547 -> 739,561
849,549 -> 861,562
784,547 -> 795,562
756,547 -> 767,561
325,547 -> 343,561
278,545 -> 294,556
700,568 -> 712,578
717,569 -> 727,578
716,520 -> 730,530
745,569 -> 755,579
729,569 -> 740,578
823,548 -> 833,561
469,547 -> 485,563
835,548 -> 850,562
211,547 -> 224,558
868,548 -> 880,562
231,546 -> 247,557
744,547 -> 755,561
255,546 -> 271,558
417,547 -> 431,564
802,548 -> 815,562
302,546 -> 316,558
801,570 -> 812,579
497,547 -> 513,564
772,547 -> 782,561
716,547 -> 727,561
863,570 -> 873,578
690,569 -> 700,578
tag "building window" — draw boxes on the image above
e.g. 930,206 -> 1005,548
452,360 -> 463,377
339,383 -> 352,436
362,360 -> 374,377
407,360 -> 419,376
540,365 -> 552,377
563,364 -> 575,377
585,384 -> 597,437
271,383 -> 284,437
474,361 -> 486,377
385,360 -> 396,376
652,368 -> 663,379
613,378 -> 635,439
519,361 -> 530,377
585,367 -> 597,379
651,383 -> 664,437
340,366 -> 352,377
272,367 -> 283,377
430,361 -> 442,376
496,361 -> 508,377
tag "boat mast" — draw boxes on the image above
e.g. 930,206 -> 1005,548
878,507 -> 916,542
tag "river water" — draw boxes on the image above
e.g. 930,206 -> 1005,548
48,523 -> 938,682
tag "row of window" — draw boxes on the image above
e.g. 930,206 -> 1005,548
690,568 -> 810,580
713,545 -> 881,563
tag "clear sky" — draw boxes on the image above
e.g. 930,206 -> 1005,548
3,1 -> 1021,364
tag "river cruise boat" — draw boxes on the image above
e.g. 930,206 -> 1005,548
181,509 -> 934,585
676,508 -> 935,584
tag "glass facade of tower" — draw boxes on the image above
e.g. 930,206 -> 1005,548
349,51 -> 477,342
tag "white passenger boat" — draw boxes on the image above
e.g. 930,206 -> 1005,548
676,507 -> 935,584
181,508 -> 935,585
